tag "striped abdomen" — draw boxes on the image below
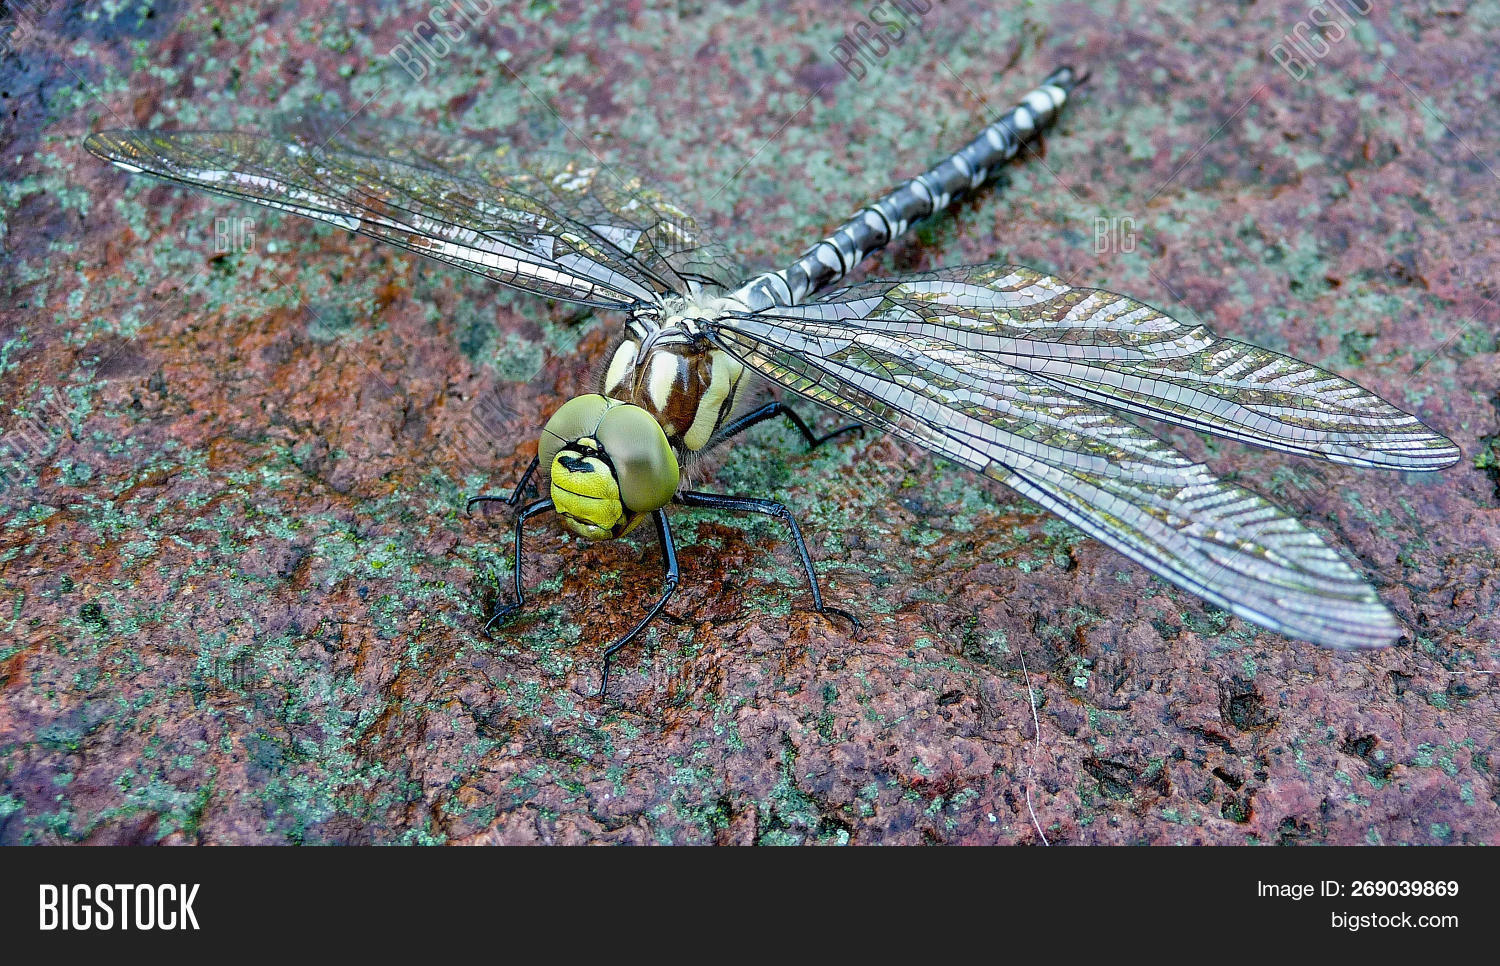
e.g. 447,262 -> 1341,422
730,66 -> 1081,312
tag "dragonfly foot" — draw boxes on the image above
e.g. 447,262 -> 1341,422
819,604 -> 861,634
482,601 -> 522,635
466,494 -> 510,517
593,509 -> 680,700
812,422 -> 865,448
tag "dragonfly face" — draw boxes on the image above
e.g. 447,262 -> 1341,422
538,394 -> 680,540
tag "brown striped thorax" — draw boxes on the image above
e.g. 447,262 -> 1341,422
602,294 -> 751,453
537,294 -> 751,540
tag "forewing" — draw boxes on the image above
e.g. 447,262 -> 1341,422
494,155 -> 747,295
84,126 -> 689,309
762,264 -> 1458,470
283,110 -> 748,294
708,307 -> 1405,649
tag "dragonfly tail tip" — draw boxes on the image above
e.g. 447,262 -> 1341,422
1044,65 -> 1090,93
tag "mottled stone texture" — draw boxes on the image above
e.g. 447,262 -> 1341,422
1,0 -> 1496,845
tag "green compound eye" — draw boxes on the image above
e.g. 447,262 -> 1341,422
596,404 -> 679,514
539,395 -> 613,471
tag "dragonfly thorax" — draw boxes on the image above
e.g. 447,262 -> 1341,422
539,395 -> 680,540
602,297 -> 750,452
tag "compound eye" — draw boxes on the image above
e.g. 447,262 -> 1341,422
539,394 -> 611,470
596,405 -> 679,513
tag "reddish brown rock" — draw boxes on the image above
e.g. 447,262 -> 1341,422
1,0 -> 1496,846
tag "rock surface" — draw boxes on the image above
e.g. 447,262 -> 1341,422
1,0 -> 1496,845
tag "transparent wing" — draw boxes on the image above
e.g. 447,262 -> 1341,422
83,125 -> 729,309
278,110 -> 748,294
485,156 -> 745,295
750,264 -> 1458,470
705,268 -> 1460,648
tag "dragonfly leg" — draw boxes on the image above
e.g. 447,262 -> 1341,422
705,402 -> 862,455
481,497 -> 554,634
465,455 -> 540,516
676,490 -> 859,631
598,509 -> 680,697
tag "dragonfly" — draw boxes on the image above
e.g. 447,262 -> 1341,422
85,66 -> 1460,695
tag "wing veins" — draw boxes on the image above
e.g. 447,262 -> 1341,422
709,309 -> 1403,649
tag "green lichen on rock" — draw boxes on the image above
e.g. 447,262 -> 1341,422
1,0 -> 1496,845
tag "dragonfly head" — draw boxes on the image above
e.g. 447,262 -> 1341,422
539,394 -> 680,540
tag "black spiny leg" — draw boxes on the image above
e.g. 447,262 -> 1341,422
465,455 -> 540,516
676,490 -> 858,630
703,402 -> 862,456
482,496 -> 554,634
598,509 -> 680,697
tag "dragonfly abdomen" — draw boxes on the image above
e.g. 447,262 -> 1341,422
730,66 -> 1082,312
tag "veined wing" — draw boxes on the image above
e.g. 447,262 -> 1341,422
478,158 -> 746,295
708,307 -> 1408,649
84,127 -> 689,309
755,265 -> 1458,470
277,111 -> 749,294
